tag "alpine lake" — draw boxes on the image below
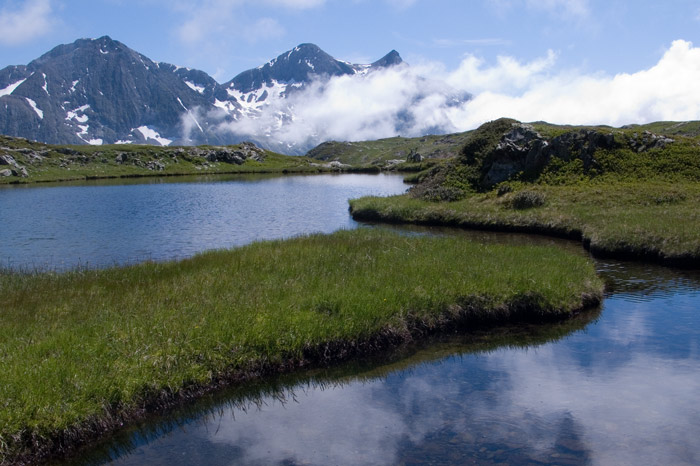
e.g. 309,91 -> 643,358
2,173 -> 699,466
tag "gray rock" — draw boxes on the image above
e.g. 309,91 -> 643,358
12,167 -> 28,177
0,168 -> 12,177
146,161 -> 165,171
115,153 -> 128,164
629,131 -> 674,152
0,154 -> 18,167
482,123 -> 618,187
406,149 -> 423,163
203,142 -> 265,165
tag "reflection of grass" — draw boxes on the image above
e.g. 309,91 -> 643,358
350,181 -> 700,266
0,229 -> 602,464
77,305 -> 602,465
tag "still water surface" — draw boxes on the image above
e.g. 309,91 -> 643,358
0,173 -> 407,271
3,175 -> 698,466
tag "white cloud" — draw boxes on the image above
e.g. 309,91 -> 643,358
215,63 -> 470,147
446,49 -> 557,94
449,39 -> 700,129
0,0 -> 54,45
215,40 -> 700,149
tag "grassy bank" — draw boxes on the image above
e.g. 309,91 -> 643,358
0,137 -> 343,185
350,181 -> 700,267
0,229 -> 602,464
350,118 -> 700,267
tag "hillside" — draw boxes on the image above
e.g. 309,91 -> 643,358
305,131 -> 472,168
349,118 -> 700,266
0,37 -> 410,153
0,136 -> 330,184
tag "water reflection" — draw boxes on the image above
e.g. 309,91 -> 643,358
62,261 -> 700,466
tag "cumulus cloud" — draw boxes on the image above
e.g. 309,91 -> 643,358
450,39 -> 700,129
212,39 -> 700,149
0,0 -> 54,45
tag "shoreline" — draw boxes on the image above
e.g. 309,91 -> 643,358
4,294 -> 601,466
0,165 -> 386,187
0,230 -> 602,465
349,188 -> 700,270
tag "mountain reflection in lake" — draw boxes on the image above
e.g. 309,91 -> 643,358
66,259 -> 700,466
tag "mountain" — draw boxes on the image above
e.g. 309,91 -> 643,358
0,37 -> 221,146
0,37 -> 442,153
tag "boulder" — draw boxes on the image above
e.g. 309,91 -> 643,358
12,167 -> 28,177
0,154 -> 18,167
0,168 -> 12,177
406,149 -> 423,163
115,153 -> 128,164
146,161 -> 165,171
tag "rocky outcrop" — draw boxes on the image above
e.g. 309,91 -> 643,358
628,131 -> 674,152
481,123 -> 618,186
0,152 -> 29,177
199,142 -> 266,165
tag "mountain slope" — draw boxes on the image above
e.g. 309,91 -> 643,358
0,37 -> 419,152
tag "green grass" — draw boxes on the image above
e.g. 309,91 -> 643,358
305,133 -> 472,166
0,229 -> 602,463
0,137 -> 332,185
350,181 -> 700,266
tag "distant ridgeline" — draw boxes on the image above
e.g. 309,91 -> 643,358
0,36 -> 408,154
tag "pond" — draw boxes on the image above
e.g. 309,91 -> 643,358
4,175 -> 698,465
0,173 -> 407,271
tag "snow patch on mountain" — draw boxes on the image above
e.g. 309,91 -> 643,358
185,81 -> 205,94
136,126 -> 172,146
0,78 -> 27,97
66,104 -> 90,122
25,98 -> 43,119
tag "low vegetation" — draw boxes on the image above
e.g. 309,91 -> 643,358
0,137 -> 344,184
305,132 -> 471,168
350,119 -> 700,266
0,229 -> 602,464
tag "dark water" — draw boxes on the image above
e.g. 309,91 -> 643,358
0,173 -> 407,271
5,175 -> 698,465
63,250 -> 700,465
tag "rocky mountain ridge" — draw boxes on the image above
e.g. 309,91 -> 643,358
0,37 -> 405,153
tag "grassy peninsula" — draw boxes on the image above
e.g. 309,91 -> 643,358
0,229 -> 602,464
0,137 -> 343,185
350,119 -> 700,267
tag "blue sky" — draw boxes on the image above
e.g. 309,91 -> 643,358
2,0 -> 700,134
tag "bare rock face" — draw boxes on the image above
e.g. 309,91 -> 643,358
484,124 -> 548,186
